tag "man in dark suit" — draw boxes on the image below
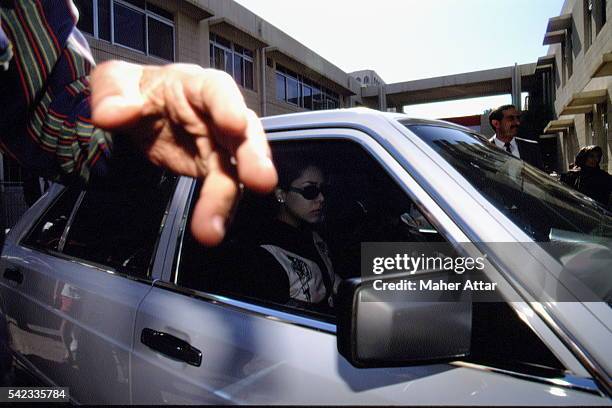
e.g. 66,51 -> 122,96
488,105 -> 544,170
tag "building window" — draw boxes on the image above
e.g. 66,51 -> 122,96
75,0 -> 94,34
114,2 -> 145,52
364,76 -> 369,84
98,0 -> 111,41
147,17 -> 174,61
595,0 -> 607,33
286,76 -> 299,105
584,0 -> 593,49
561,41 -> 569,85
566,30 -> 573,79
303,84 -> 313,110
276,72 -> 286,101
74,0 -> 175,61
275,65 -> 339,111
209,34 -> 255,91
599,102 -> 609,139
586,111 -> 595,144
560,26 -> 574,82
312,85 -> 323,110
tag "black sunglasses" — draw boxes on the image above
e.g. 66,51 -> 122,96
288,184 -> 329,200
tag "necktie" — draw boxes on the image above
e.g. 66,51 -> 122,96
504,142 -> 512,154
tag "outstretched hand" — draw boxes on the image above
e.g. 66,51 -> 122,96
90,61 -> 278,246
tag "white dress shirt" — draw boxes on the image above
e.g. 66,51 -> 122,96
492,135 -> 521,159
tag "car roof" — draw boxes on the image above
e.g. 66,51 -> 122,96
261,107 -> 474,134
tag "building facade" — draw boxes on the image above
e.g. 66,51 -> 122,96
542,0 -> 611,171
72,0 -> 362,118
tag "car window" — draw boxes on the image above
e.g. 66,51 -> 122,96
405,123 -> 612,241
405,123 -> 612,306
174,138 -> 566,378
60,173 -> 177,279
22,187 -> 82,252
174,139 -> 447,319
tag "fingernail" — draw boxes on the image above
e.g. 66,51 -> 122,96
260,156 -> 274,169
211,215 -> 226,236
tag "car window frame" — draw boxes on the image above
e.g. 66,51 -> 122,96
165,128 -> 472,313
19,177 -> 178,283
152,126 -> 604,394
20,186 -> 81,257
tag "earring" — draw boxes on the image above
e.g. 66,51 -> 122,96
277,197 -> 284,203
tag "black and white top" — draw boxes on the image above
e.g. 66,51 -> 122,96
231,219 -> 339,308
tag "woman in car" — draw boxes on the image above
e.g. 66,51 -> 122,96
230,154 -> 339,311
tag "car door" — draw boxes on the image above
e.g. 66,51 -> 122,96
0,173 -> 177,404
131,130 -> 607,404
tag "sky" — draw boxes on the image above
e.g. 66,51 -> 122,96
233,0 -> 564,118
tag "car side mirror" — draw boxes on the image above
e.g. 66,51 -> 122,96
336,271 -> 472,368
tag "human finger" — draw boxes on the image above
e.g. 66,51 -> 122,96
90,60 -> 146,131
190,151 -> 240,246
186,69 -> 249,146
164,77 -> 209,138
234,110 -> 277,193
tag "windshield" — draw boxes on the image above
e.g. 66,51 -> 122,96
404,123 -> 612,242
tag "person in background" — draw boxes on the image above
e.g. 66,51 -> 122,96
488,104 -> 544,169
561,145 -> 612,208
0,1 -> 277,247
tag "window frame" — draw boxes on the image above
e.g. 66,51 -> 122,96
209,33 -> 255,91
20,187 -> 83,257
146,10 -> 176,61
275,64 -> 340,110
75,0 -> 175,61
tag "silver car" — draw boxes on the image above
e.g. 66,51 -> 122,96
0,109 -> 610,405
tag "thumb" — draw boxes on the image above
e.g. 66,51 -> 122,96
90,60 -> 146,131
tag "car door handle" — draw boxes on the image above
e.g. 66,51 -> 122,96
3,267 -> 23,284
141,328 -> 202,367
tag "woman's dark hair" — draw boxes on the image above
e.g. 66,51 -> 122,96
574,145 -> 603,168
275,153 -> 323,190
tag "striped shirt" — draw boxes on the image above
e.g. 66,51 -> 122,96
0,0 -> 113,183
